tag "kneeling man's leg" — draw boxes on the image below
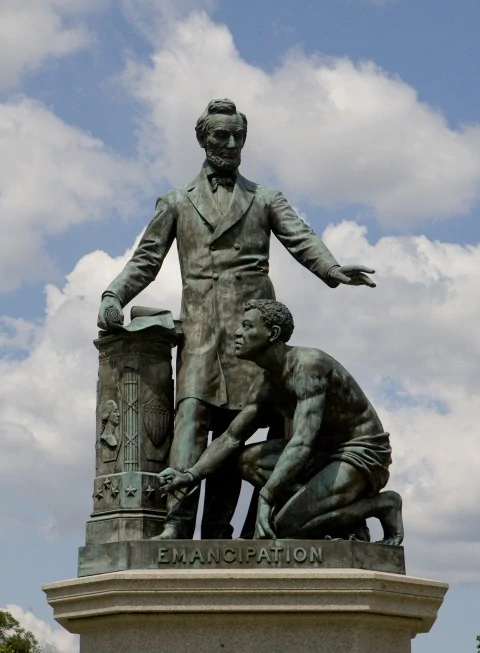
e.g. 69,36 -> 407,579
238,440 -> 287,489
275,461 -> 403,544
291,490 -> 403,545
275,461 -> 365,538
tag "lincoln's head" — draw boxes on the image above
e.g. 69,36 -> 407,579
234,300 -> 294,361
195,98 -> 247,172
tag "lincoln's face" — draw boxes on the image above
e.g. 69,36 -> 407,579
234,309 -> 272,360
203,114 -> 244,172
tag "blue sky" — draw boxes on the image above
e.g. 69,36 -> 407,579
0,1 -> 479,651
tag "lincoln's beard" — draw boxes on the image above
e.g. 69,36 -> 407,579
206,150 -> 241,172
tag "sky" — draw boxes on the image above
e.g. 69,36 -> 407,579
0,0 -> 479,651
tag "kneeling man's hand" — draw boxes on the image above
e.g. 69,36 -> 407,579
158,467 -> 194,500
254,495 -> 276,539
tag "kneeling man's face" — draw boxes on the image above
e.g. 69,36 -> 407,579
234,309 -> 271,360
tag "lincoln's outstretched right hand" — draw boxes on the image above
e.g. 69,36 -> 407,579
97,293 -> 124,331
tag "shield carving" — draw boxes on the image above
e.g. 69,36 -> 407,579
143,401 -> 172,448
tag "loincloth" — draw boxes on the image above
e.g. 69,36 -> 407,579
308,432 -> 392,496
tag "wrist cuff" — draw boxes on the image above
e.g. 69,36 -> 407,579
185,467 -> 201,484
327,264 -> 340,277
325,265 -> 340,288
101,290 -> 121,301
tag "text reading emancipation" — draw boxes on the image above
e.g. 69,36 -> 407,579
157,545 -> 323,566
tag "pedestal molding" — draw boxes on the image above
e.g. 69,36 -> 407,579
45,569 -> 447,635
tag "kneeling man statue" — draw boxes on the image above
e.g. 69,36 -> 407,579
158,299 -> 403,545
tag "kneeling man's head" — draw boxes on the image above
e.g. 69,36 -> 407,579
235,299 -> 294,360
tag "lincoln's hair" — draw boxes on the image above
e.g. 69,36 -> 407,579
244,299 -> 294,343
195,98 -> 248,145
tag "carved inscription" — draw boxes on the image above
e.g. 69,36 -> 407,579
157,545 -> 322,567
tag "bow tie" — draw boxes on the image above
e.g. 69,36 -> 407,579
209,173 -> 236,192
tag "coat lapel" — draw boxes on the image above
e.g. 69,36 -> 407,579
185,166 -> 257,240
210,173 -> 256,243
185,169 -> 223,232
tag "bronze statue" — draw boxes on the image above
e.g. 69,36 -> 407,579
98,98 -> 377,540
158,300 -> 403,545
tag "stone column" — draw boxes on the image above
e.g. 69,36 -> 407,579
44,569 -> 448,653
85,327 -> 179,547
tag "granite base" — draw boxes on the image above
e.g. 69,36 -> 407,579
44,568 -> 447,653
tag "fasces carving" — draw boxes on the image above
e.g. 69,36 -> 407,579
122,368 -> 139,472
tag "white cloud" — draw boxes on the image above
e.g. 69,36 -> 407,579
121,0 -> 217,43
0,96 -> 150,292
4,604 -> 78,653
0,316 -> 38,352
0,221 -> 479,581
0,0 -> 106,89
122,10 -> 480,226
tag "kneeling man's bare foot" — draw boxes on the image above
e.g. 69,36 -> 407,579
374,490 -> 404,546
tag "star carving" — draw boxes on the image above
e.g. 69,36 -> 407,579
111,485 -> 119,498
144,484 -> 155,498
94,489 -> 104,500
102,478 -> 112,489
125,485 -> 137,497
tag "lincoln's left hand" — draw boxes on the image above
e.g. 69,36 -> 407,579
329,265 -> 376,288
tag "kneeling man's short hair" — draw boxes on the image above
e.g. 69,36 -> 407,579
244,299 -> 294,343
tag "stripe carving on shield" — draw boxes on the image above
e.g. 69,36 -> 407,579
143,400 -> 172,448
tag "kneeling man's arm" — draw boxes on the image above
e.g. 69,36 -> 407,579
190,401 -> 266,480
260,389 -> 325,506
158,400 -> 266,494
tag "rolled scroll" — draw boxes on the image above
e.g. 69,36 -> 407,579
105,305 -> 123,327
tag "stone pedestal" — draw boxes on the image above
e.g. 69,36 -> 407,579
77,538 -> 406,577
87,327 -> 179,545
44,569 -> 447,653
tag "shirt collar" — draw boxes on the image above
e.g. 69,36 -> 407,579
203,160 -> 238,180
